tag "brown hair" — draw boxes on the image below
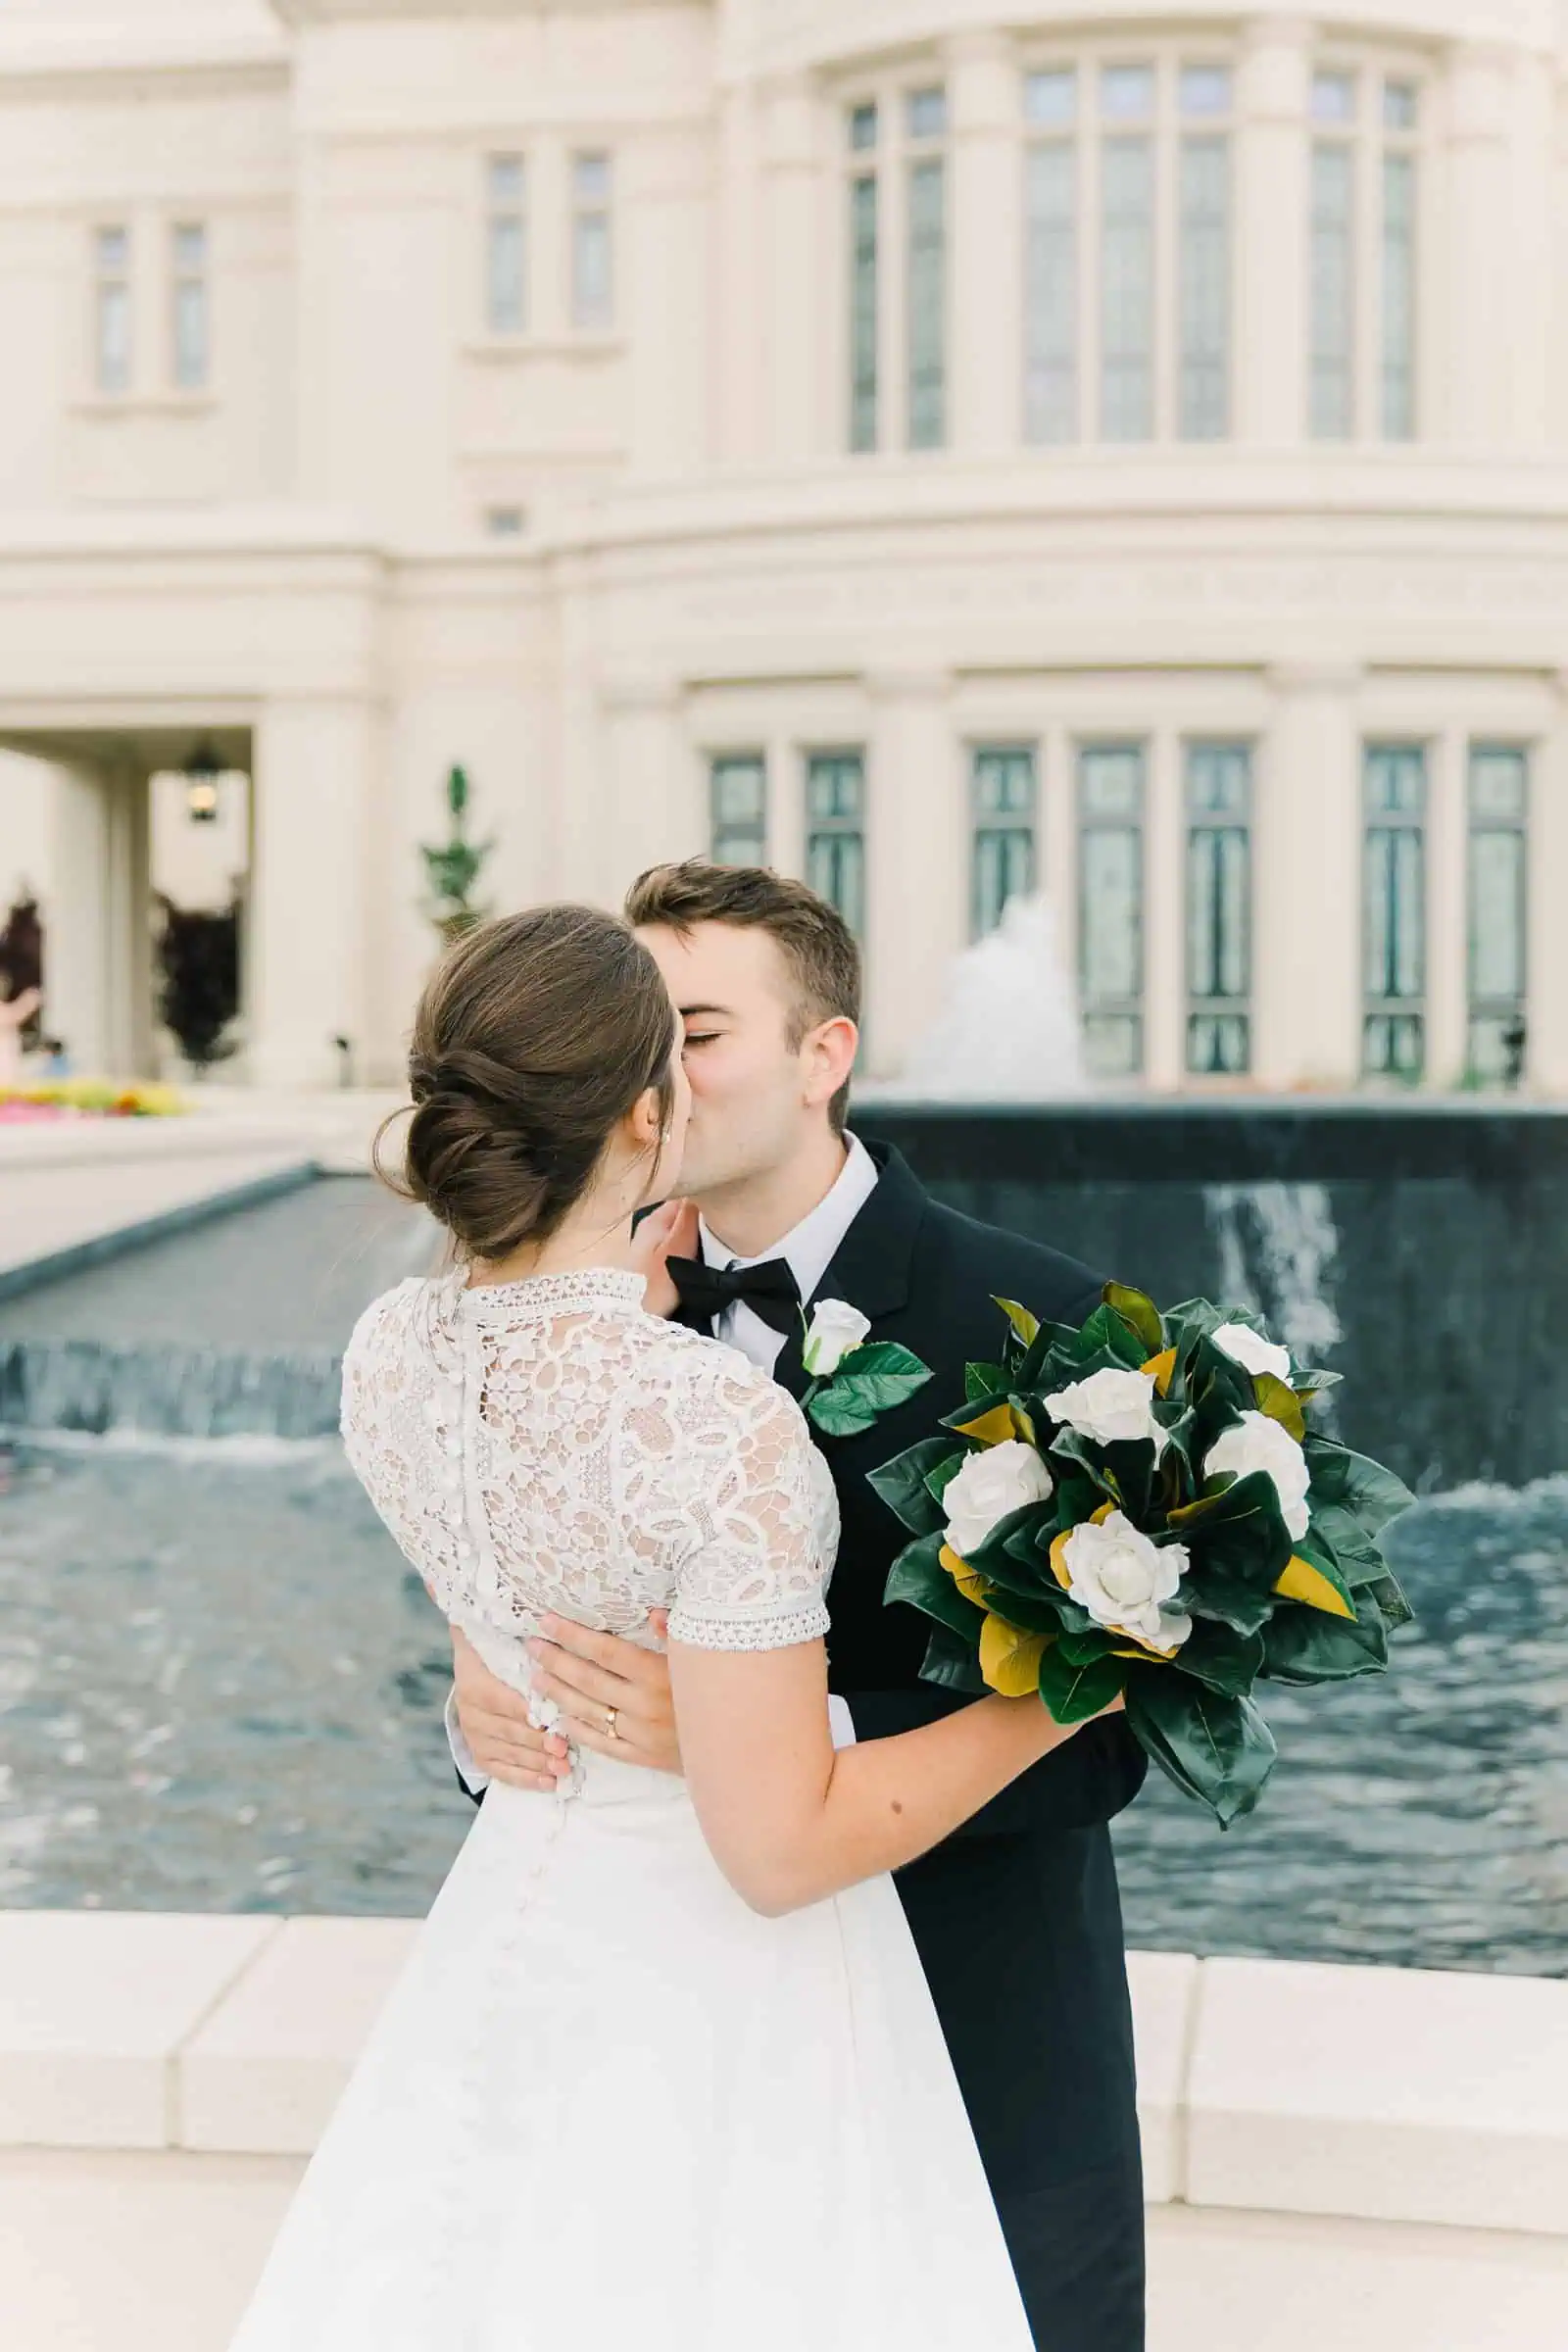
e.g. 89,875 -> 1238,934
623,860 -> 861,1134
380,906 -> 677,1260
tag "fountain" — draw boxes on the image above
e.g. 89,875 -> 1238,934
883,895 -> 1092,1102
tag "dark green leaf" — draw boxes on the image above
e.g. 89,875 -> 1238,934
884,1533 -> 990,1643
1072,1304 -> 1152,1370
1172,1618 -> 1265,1696
1054,1625 -> 1119,1669
1172,1467 -> 1296,1588
808,1386 -> 888,1438
919,1622 -> 990,1697
1261,1605 -> 1389,1685
1102,1281 -> 1165,1354
1124,1675 -> 1278,1829
1357,1570 -> 1415,1633
1303,1438 -> 1416,1538
965,1361 -> 1006,1401
1037,1643 -> 1126,1726
866,1438 -> 955,1536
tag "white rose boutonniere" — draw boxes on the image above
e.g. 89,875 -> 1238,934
800,1300 -> 932,1440
802,1298 -> 872,1378
1044,1366 -> 1168,1456
1204,1409 -> 1311,1541
1212,1321 -> 1293,1384
943,1439 -> 1054,1561
1054,1509 -> 1193,1656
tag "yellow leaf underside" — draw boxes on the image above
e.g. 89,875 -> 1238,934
979,1614 -> 1049,1697
1141,1347 -> 1178,1397
1275,1554 -> 1356,1620
939,1544 -> 993,1607
952,1402 -> 1017,1448
1049,1503 -> 1116,1592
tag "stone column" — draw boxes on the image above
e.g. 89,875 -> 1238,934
1531,683 -> 1568,1095
761,74 -> 824,464
46,762 -> 113,1077
626,128 -> 713,475
1426,727 -> 1469,1090
864,669 -> 960,1079
1236,18 -> 1311,445
1446,45 -> 1515,448
249,697 -> 375,1090
600,674 -> 691,907
715,79 -> 765,463
102,753 -> 154,1079
1255,663 -> 1363,1090
948,31 -> 1020,457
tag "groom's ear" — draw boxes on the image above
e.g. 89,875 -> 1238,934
803,1014 -> 858,1109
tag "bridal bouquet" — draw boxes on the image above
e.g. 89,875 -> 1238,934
869,1286 -> 1415,1826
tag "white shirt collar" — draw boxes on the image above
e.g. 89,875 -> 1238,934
698,1132 -> 880,1308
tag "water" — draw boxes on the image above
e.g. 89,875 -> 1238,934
2,1147 -> 1564,1971
887,895 -> 1091,1102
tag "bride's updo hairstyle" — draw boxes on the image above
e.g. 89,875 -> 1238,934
381,906 -> 677,1261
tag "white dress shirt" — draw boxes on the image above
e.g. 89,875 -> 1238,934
446,1134 -> 879,1790
696,1130 -> 880,1373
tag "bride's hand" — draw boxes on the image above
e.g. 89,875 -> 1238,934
632,1199 -> 700,1318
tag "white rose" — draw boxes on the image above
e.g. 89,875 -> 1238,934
944,1440 -> 1054,1560
802,1298 -> 872,1378
1204,1409 -> 1311,1542
1044,1366 -> 1167,1456
1059,1511 -> 1193,1655
1213,1321 -> 1293,1384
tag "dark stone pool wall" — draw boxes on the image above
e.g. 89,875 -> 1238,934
853,1099 -> 1568,1493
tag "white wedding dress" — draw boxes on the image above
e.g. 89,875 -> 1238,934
230,1265 -> 1032,2351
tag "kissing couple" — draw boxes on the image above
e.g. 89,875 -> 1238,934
232,860 -> 1148,2350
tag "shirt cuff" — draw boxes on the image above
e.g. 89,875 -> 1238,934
827,1693 -> 858,1751
444,1683 -> 491,1797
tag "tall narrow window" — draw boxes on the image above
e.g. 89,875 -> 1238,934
571,152 -> 614,330
971,748 -> 1038,939
1078,744 -> 1146,1077
93,225 -> 132,395
1467,746 -> 1529,1086
848,103 -> 880,453
1186,743 -> 1251,1074
1310,73 -> 1356,440
171,223 -> 209,392
1381,82 -> 1419,441
1363,744 -> 1427,1079
1100,66 -> 1155,443
806,752 -> 867,938
1178,67 -> 1232,442
906,87 -> 948,451
486,156 -> 527,336
1023,70 -> 1078,445
710,756 -> 767,866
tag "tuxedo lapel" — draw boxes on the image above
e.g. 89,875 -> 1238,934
801,1143 -> 926,1340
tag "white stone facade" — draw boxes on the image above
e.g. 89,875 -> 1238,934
0,0 -> 1565,1092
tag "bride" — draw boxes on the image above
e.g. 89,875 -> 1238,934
231,905 -> 1112,2351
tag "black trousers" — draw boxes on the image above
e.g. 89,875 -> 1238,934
887,1812 -> 1147,2352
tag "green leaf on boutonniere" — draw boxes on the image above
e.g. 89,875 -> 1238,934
807,1342 -> 933,1437
1037,1641 -> 1126,1726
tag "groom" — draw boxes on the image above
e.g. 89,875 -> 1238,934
447,860 -> 1148,2349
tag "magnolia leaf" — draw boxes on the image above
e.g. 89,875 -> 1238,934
808,1387 -> 887,1438
1262,1606 -> 1388,1686
1036,1642 -> 1126,1725
885,1535 -> 991,1642
1357,1569 -> 1415,1633
952,1400 -> 1018,1448
1142,1347 -> 1178,1397
1302,1439 -> 1416,1538
1254,1372 -> 1307,1445
1103,1281 -> 1164,1355
1124,1675 -> 1278,1829
1275,1544 -> 1356,1621
1073,1304 -> 1152,1371
938,1542 -> 993,1609
866,1438 -> 956,1536
923,1450 -> 971,1506
919,1622 -> 990,1697
993,1297 -> 1041,1348
1172,1619 -> 1265,1697
979,1613 -> 1051,1697
965,1360 -> 1006,1401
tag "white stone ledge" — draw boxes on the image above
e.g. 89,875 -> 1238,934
2,1914 -> 1565,2241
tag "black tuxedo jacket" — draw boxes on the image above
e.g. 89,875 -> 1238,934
679,1143 -> 1147,2349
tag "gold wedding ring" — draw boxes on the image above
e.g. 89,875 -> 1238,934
605,1705 -> 620,1740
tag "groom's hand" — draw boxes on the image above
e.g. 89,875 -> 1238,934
527,1611 -> 683,1774
452,1628 -> 571,1793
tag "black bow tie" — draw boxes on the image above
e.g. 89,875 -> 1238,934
667,1254 -> 802,1338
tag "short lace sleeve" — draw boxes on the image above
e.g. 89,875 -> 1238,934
662,1360 -> 831,1654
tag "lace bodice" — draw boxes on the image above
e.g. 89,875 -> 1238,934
341,1267 -> 837,1696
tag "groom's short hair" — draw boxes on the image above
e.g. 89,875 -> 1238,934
623,860 -> 861,1134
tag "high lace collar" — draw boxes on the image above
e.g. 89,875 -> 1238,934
452,1264 -> 648,1325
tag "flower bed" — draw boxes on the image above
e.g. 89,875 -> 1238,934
0,1079 -> 184,1119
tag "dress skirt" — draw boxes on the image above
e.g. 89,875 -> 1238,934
229,1740 -> 1034,2351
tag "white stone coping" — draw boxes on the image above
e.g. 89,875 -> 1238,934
1,1915 -> 1564,2238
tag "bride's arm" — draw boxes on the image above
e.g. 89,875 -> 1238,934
668,1637 -> 1102,1917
